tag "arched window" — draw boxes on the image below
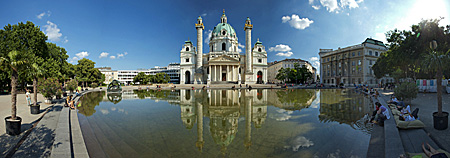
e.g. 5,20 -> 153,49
222,43 -> 226,51
222,31 -> 226,36
258,48 -> 262,52
186,47 -> 189,51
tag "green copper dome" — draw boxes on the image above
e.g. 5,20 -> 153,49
212,23 -> 236,37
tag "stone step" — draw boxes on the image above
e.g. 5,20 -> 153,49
91,115 -> 140,157
99,114 -> 164,157
87,116 -> 122,157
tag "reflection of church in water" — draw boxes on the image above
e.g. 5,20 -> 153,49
178,89 -> 268,152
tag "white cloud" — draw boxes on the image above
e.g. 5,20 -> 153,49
37,12 -> 45,19
201,13 -> 207,17
281,14 -> 314,30
237,43 -> 244,53
63,36 -> 68,43
110,56 -> 116,59
269,44 -> 292,52
117,52 -> 128,58
43,21 -> 62,42
69,57 -> 79,63
282,16 -> 291,23
309,57 -> 321,71
204,30 -> 212,44
76,51 -> 89,59
276,52 -> 294,57
320,0 -> 339,12
99,52 -> 109,58
340,0 -> 359,9
311,0 -> 363,13
37,11 -> 51,19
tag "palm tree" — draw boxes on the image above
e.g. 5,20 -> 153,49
29,63 -> 44,106
0,50 -> 29,120
422,41 -> 450,117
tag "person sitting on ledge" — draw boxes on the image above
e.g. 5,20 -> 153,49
372,102 -> 390,125
422,143 -> 448,158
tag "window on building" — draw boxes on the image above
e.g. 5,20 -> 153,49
358,60 -> 361,65
352,52 -> 355,56
185,58 -> 189,62
186,47 -> 189,51
258,59 -> 262,63
258,48 -> 262,52
222,31 -> 226,36
375,52 -> 378,56
222,43 -> 226,51
352,61 -> 355,66
207,67 -> 209,74
212,45 -> 214,52
327,58 -> 330,61
358,51 -> 361,56
369,51 -> 372,56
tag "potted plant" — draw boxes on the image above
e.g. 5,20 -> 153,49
1,50 -> 28,135
423,40 -> 449,130
394,82 -> 419,105
38,78 -> 61,104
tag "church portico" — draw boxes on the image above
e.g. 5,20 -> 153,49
180,10 -> 268,84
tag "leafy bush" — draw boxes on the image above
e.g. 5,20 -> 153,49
91,83 -> 98,89
66,80 -> 78,93
394,82 -> 418,101
38,78 -> 62,99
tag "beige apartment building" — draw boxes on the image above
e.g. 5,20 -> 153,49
319,38 -> 392,86
267,58 -> 317,84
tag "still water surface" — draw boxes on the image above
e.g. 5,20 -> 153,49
78,89 -> 373,158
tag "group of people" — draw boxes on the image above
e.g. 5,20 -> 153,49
388,96 -> 419,121
65,95 -> 76,110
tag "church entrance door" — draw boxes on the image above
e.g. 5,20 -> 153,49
222,73 -> 226,81
257,71 -> 263,84
185,71 -> 191,84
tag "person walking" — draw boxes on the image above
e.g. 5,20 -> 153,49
26,89 -> 32,105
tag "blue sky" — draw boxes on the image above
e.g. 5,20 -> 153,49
1,0 -> 449,72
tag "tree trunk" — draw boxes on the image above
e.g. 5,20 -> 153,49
437,68 -> 443,116
11,70 -> 18,120
33,77 -> 38,106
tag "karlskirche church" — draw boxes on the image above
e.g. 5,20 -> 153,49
180,11 -> 268,84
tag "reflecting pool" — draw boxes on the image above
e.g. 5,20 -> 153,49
78,89 -> 373,158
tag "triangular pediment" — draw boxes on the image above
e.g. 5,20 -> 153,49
209,55 -> 239,63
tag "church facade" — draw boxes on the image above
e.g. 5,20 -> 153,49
180,11 -> 268,84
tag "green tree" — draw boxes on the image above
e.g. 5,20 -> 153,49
373,18 -> 450,80
133,72 -> 147,84
0,51 -> 30,120
0,21 -> 47,120
394,82 -> 419,101
75,58 -> 103,87
275,67 -> 287,83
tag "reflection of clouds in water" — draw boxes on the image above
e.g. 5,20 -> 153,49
238,117 -> 245,122
270,109 -> 294,121
284,136 -> 314,151
277,109 -> 293,114
310,91 -> 321,109
111,107 -> 116,111
100,109 -> 109,115
118,108 -> 124,113
326,149 -> 343,158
